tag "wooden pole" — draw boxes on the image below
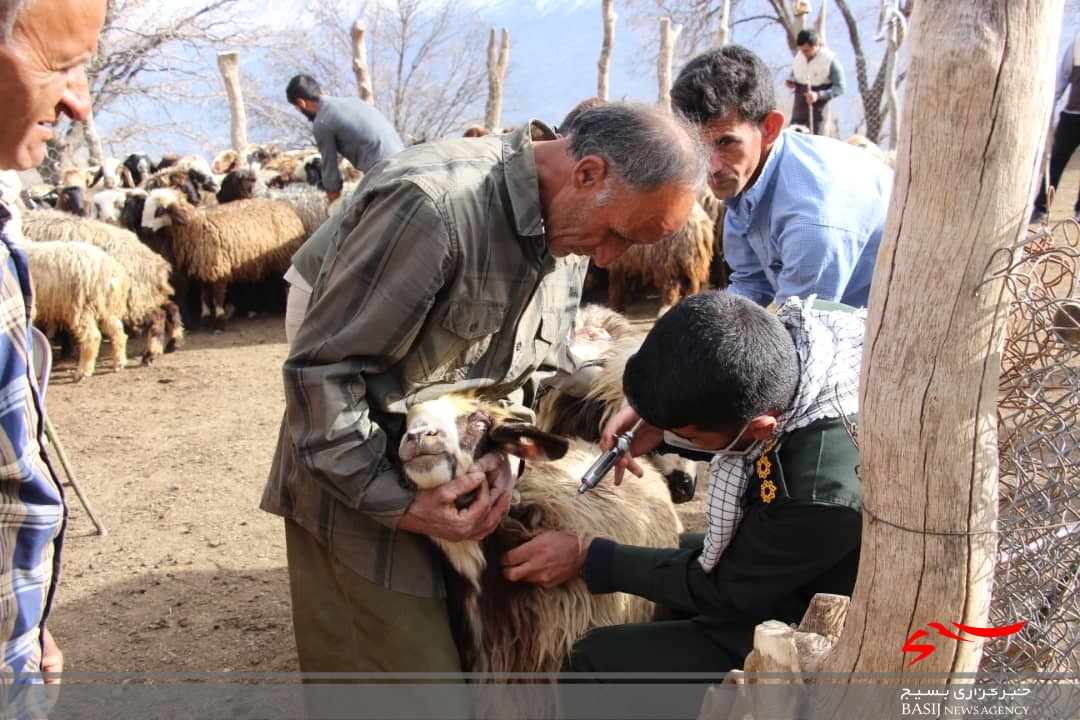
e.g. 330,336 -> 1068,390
82,111 -> 104,168
793,0 -> 811,30
657,17 -> 682,111
826,0 -> 1063,676
351,19 -> 374,103
814,0 -> 827,46
598,0 -> 616,101
216,51 -> 248,155
484,28 -> 510,132
718,0 -> 731,47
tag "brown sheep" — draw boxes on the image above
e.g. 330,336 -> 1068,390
606,199 -> 714,314
142,189 -> 306,331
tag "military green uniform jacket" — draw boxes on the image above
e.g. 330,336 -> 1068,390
583,416 -> 861,628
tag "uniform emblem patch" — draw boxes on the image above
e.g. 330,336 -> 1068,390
760,479 -> 778,504
756,438 -> 780,504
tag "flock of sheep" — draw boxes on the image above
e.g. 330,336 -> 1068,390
0,138 -> 732,384
2,146 -> 358,380
0,126 -> 893,388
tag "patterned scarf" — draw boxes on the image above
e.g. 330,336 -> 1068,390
699,296 -> 865,572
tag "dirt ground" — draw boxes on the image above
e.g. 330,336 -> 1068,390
43,294 -> 706,676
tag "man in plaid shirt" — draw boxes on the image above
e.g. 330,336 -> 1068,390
504,290 -> 864,680
262,102 -> 707,692
0,0 -> 108,688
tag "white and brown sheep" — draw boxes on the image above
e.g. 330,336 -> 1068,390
88,188 -> 129,225
24,241 -> 130,380
21,209 -> 184,363
399,394 -> 681,679
142,154 -> 219,205
535,304 -> 705,504
606,199 -> 714,315
142,188 -> 307,331
845,133 -> 896,168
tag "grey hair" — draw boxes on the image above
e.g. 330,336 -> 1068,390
0,0 -> 32,42
566,101 -> 707,193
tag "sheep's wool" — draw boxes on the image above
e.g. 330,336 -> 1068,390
699,296 -> 865,572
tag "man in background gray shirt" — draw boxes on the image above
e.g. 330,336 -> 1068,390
286,73 -> 404,202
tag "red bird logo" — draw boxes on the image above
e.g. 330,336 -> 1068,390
902,621 -> 1027,667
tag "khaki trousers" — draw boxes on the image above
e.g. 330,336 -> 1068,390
284,518 -> 464,675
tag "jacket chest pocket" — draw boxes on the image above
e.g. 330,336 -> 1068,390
403,302 -> 505,384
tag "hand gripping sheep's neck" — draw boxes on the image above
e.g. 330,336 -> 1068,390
397,393 -> 682,686
398,395 -> 568,589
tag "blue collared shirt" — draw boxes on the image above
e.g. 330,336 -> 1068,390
723,130 -> 893,308
0,201 -> 65,679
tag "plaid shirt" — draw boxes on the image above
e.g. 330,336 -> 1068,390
0,201 -> 65,678
261,123 -> 588,597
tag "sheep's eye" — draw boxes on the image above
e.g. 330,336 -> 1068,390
467,410 -> 491,431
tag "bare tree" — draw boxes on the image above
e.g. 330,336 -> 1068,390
718,0 -> 732,46
217,51 -> 248,154
352,20 -> 376,103
834,0 -> 915,143
83,1 -> 251,159
368,0 -> 489,143
657,18 -> 682,110
484,28 -> 510,132
831,0 -> 1061,676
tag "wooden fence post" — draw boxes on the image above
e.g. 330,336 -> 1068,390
217,51 -> 248,155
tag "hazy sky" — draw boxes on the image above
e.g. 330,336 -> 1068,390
94,0 -> 1080,157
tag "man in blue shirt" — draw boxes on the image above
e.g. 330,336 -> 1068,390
0,0 -> 109,689
671,45 -> 892,308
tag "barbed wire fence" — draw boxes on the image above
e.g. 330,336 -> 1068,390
983,218 -> 1079,679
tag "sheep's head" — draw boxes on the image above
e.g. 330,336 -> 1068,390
399,395 -> 569,491
91,190 -> 126,224
142,188 -> 187,231
57,185 -> 87,217
212,149 -> 241,175
123,153 -> 153,187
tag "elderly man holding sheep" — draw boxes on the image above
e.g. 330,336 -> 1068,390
261,102 -> 706,692
0,0 -> 107,688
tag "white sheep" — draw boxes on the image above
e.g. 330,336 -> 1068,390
88,188 -> 129,225
21,209 -> 184,363
24,241 -> 130,380
266,185 -> 331,238
399,394 -> 682,685
142,188 -> 307,331
536,303 -> 705,504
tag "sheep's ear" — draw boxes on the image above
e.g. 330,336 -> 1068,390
163,200 -> 188,225
487,423 -> 569,462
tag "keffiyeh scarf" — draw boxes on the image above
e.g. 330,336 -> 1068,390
699,296 -> 865,572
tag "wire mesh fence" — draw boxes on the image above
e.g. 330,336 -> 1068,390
983,219 -> 1079,678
